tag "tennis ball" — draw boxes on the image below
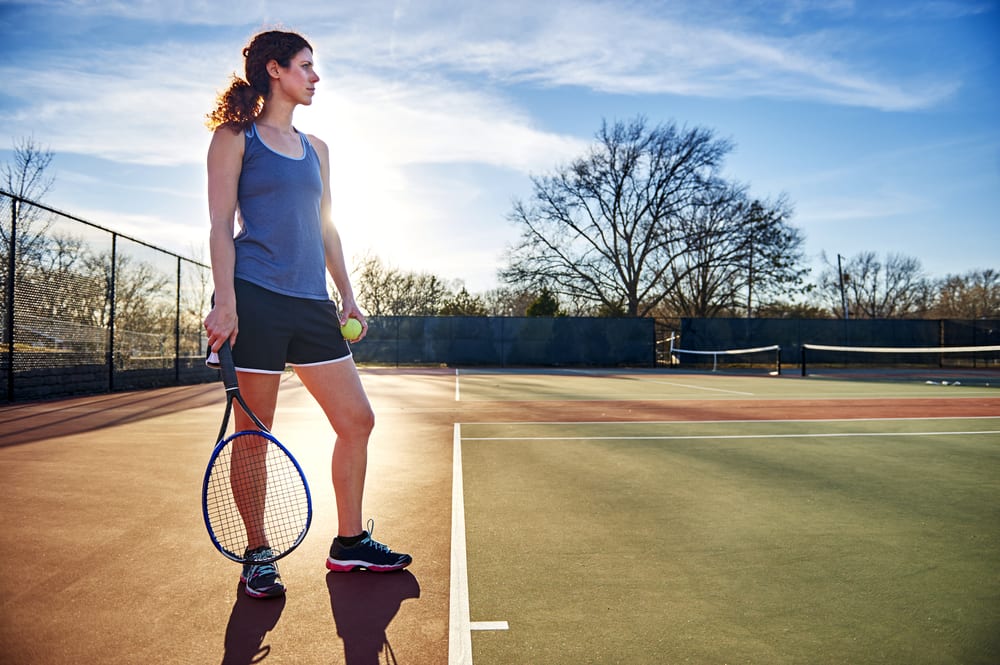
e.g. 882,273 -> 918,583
340,317 -> 363,341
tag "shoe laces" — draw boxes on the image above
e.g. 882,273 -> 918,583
246,547 -> 278,579
249,560 -> 279,580
364,519 -> 391,553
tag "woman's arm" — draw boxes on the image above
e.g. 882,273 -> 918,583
203,126 -> 245,352
309,134 -> 368,341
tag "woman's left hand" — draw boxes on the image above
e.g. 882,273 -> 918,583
339,297 -> 368,342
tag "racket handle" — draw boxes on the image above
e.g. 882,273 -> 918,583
218,341 -> 240,391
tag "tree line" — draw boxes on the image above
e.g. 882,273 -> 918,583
355,249 -> 998,320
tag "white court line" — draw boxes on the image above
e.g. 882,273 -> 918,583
453,368 -> 755,397
449,424 -> 473,665
641,379 -> 755,396
461,430 -> 1000,442
459,416 -> 1000,426
450,424 -> 511,665
471,621 -> 510,631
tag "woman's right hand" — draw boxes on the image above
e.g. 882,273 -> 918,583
204,302 -> 238,352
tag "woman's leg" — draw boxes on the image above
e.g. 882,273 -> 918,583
293,358 -> 374,538
230,371 -> 282,549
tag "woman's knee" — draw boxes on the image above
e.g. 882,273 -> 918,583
336,403 -> 374,441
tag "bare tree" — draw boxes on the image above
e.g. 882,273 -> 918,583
932,269 -> 1000,318
502,117 -> 806,318
654,182 -> 806,317
502,117 -> 734,316
180,243 -> 212,356
2,135 -> 55,201
482,286 -> 537,316
818,251 -> 933,318
660,181 -> 748,317
2,136 -> 57,281
354,253 -> 452,316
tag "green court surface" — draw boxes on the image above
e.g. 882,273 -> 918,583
457,416 -> 1000,664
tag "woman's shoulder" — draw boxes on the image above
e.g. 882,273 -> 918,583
303,132 -> 329,157
210,123 -> 248,151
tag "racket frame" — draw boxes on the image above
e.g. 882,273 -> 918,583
201,342 -> 312,564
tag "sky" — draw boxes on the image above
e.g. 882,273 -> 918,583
1,0 -> 998,295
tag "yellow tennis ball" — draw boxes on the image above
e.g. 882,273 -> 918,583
340,317 -> 363,341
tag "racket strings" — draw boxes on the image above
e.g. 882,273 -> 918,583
204,431 -> 310,560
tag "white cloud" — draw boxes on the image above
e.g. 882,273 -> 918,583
321,1 -> 956,110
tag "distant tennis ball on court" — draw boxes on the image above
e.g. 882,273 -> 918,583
340,318 -> 363,341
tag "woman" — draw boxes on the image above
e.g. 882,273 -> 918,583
204,30 -> 411,599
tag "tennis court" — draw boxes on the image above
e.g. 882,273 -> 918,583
452,369 -> 1000,665
1,367 -> 998,664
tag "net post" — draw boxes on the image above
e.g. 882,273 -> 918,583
800,345 -> 807,376
776,347 -> 782,375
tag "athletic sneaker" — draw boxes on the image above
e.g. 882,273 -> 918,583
240,546 -> 286,599
326,522 -> 412,573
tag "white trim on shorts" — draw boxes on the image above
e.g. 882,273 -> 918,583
232,365 -> 285,375
289,353 -> 354,369
232,352 -> 354,375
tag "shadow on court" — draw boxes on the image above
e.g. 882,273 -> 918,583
327,571 -> 421,665
0,383 -> 221,448
221,585 -> 287,665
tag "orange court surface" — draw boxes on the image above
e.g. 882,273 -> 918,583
1,367 -> 998,664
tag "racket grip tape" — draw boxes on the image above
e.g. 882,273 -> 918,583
218,341 -> 240,391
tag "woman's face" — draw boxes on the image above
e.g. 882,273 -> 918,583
272,48 -> 320,106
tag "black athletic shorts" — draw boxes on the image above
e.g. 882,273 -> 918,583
208,278 -> 352,374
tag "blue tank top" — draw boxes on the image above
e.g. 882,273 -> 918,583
234,124 -> 327,299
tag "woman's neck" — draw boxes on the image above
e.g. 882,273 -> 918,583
256,104 -> 296,134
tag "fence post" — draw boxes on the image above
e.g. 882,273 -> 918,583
175,256 -> 182,382
107,234 -> 117,392
5,197 -> 17,401
500,316 -> 506,368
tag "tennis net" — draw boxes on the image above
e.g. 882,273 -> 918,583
669,342 -> 782,375
800,343 -> 1000,381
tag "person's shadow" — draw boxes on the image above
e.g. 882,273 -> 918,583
327,571 -> 421,665
220,583 -> 287,665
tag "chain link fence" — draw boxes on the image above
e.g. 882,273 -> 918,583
2,191 -> 216,401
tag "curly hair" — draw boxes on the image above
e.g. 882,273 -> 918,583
206,30 -> 313,131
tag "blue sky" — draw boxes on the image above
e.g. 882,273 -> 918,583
1,0 -> 997,294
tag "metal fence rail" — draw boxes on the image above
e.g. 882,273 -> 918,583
2,191 -> 217,401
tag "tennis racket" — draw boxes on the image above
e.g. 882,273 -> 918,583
202,341 -> 312,564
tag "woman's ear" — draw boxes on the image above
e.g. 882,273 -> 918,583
267,59 -> 281,79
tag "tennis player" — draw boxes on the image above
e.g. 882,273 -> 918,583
204,29 -> 411,599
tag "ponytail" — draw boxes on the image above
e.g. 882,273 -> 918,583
206,75 -> 264,131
